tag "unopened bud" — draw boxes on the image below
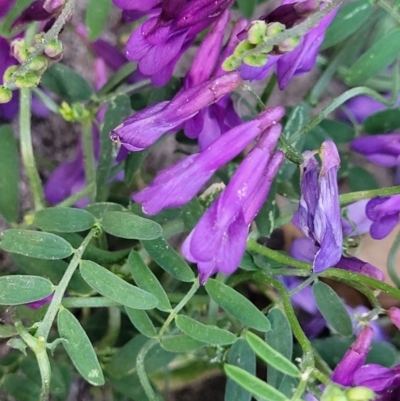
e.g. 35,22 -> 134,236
346,387 -> 375,401
244,53 -> 268,67
59,101 -> 91,122
276,36 -> 300,53
321,385 -> 348,401
44,39 -> 63,60
3,66 -> 18,83
29,55 -> 48,73
11,38 -> 30,63
0,86 -> 12,103
15,72 -> 41,88
233,40 -> 254,57
222,55 -> 242,72
43,0 -> 64,13
247,20 -> 267,45
266,22 -> 285,37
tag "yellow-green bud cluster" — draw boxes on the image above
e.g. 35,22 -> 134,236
222,20 -> 299,71
321,385 -> 376,401
59,101 -> 92,123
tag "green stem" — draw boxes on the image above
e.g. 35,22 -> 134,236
96,307 -> 121,349
377,0 -> 400,23
56,183 -> 95,207
81,122 -> 97,203
290,367 -> 312,401
136,338 -> 160,401
19,88 -> 45,211
62,297 -> 120,308
388,231 -> 400,289
158,279 -> 200,339
339,186 -> 400,205
261,74 -> 277,105
36,227 -> 99,339
240,0 -> 343,61
4,0 -> 77,88
32,87 -> 60,114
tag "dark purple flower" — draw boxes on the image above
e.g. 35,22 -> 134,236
294,140 -> 342,272
331,326 -> 374,386
133,106 -> 285,215
239,0 -> 338,89
366,195 -> 400,240
0,0 -> 15,19
26,293 -> 54,309
182,126 -> 284,283
110,72 -> 242,152
119,0 -> 234,86
351,134 -> 400,168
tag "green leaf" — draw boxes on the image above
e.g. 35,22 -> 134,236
266,308 -> 293,390
246,332 -> 299,378
175,315 -> 237,345
345,29 -> 400,85
80,260 -> 158,309
128,250 -> 171,312
96,95 -> 132,201
236,0 -> 256,18
0,125 -> 19,223
58,308 -> 105,386
161,334 -> 207,353
85,202 -> 124,219
312,281 -> 353,337
0,324 -> 17,338
363,109 -> 400,134
322,0 -> 372,49
125,307 -> 157,338
85,0 -> 112,40
319,119 -> 355,143
348,167 -> 378,191
2,374 -> 41,401
225,338 -> 256,401
0,229 -> 74,259
33,207 -> 96,232
255,181 -> 279,237
224,364 -> 288,401
205,279 -> 271,331
101,211 -> 163,239
182,198 -> 204,231
124,151 -> 149,187
142,237 -> 195,282
0,275 -> 53,305
41,63 -> 93,102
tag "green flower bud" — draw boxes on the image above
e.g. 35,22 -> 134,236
29,55 -> 48,73
266,22 -> 285,37
321,385 -> 348,401
346,387 -> 375,401
247,20 -> 267,45
233,39 -> 254,57
277,36 -> 300,54
3,66 -> 18,83
0,86 -> 12,104
44,39 -> 63,60
59,101 -> 74,121
15,72 -> 41,88
59,101 -> 91,123
243,53 -> 268,67
10,38 -> 30,63
221,55 -> 242,71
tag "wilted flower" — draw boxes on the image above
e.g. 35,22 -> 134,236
182,125 -> 284,283
133,106 -> 285,215
294,139 -> 342,272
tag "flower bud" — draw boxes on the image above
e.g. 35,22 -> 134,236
10,38 -> 30,63
0,86 -> 12,104
3,65 -> 18,83
43,0 -> 64,13
276,36 -> 300,54
266,22 -> 285,37
321,385 -> 348,401
222,55 -> 241,71
15,72 -> 41,88
233,40 -> 254,57
29,55 -> 48,73
346,387 -> 375,401
247,20 -> 267,45
44,39 -> 63,60
243,53 -> 268,67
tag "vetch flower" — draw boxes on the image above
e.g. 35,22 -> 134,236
110,72 -> 243,152
132,106 -> 285,215
294,139 -> 342,272
182,125 -> 284,283
26,293 -> 54,309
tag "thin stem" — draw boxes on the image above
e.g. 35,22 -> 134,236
56,183 -> 95,207
239,0 -> 343,61
36,227 -> 99,339
136,338 -> 160,401
96,307 -> 121,349
261,74 -> 277,105
32,87 -> 60,114
157,279 -> 200,339
339,186 -> 400,205
388,231 -> 400,289
377,0 -> 400,23
19,88 -> 45,210
62,297 -> 120,308
4,0 -> 77,88
81,122 -> 97,203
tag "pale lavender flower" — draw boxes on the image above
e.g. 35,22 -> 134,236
133,106 -> 285,215
182,125 -> 284,283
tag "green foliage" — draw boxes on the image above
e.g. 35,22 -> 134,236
85,0 -> 112,41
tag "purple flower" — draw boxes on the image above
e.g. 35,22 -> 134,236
339,95 -> 389,124
26,293 -> 54,309
239,0 -> 338,89
341,199 -> 372,237
294,140 -> 342,273
110,72 -> 242,152
388,307 -> 400,330
350,134 -> 400,168
132,106 -> 285,215
366,195 -> 400,240
118,0 -> 234,86
182,126 -> 284,283
0,0 -> 15,19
